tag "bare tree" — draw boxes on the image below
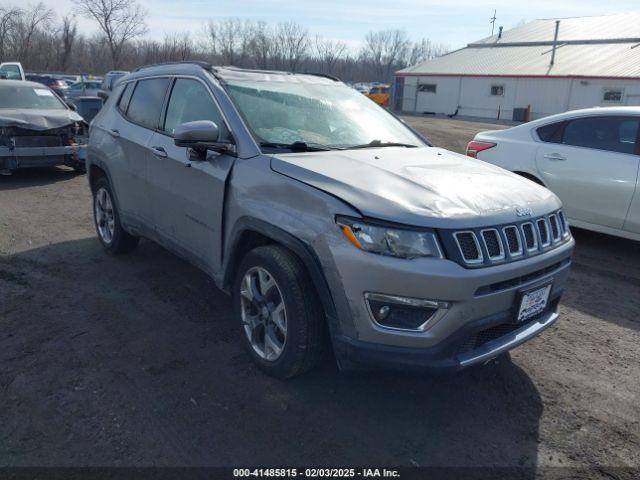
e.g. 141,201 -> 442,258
248,21 -> 275,69
57,16 -> 77,71
73,0 -> 148,69
0,6 -> 21,60
14,3 -> 53,61
406,38 -> 448,67
0,2 -> 448,84
313,35 -> 346,74
361,29 -> 410,81
276,22 -> 308,71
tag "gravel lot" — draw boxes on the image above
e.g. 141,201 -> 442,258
0,116 -> 638,474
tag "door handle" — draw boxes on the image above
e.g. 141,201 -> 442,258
150,146 -> 167,158
108,128 -> 120,138
543,153 -> 566,161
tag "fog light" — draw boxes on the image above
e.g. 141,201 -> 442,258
365,293 -> 449,331
374,305 -> 390,322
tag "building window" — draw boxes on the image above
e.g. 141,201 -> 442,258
603,88 -> 623,103
490,85 -> 505,96
418,84 -> 437,93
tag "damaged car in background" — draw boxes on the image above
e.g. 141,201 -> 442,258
0,80 -> 87,176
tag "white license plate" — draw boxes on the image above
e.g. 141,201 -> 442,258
517,284 -> 552,322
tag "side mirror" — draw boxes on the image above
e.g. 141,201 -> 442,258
174,120 -> 235,155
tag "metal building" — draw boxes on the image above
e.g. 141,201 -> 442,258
394,13 -> 640,121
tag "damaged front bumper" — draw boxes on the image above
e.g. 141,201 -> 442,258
0,125 -> 88,173
0,143 -> 87,172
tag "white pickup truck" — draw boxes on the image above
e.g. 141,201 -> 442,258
0,62 -> 25,81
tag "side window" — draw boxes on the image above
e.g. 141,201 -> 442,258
163,78 -> 230,140
562,116 -> 639,155
0,65 -> 21,80
418,84 -> 436,93
603,88 -> 623,103
126,78 -> 170,129
118,82 -> 134,113
537,121 -> 565,143
490,85 -> 504,96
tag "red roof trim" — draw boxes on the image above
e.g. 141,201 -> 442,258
395,73 -> 640,80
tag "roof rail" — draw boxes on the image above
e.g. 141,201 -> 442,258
303,72 -> 341,82
212,66 -> 340,81
134,61 -> 212,72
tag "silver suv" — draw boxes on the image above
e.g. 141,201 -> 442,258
86,62 -> 574,378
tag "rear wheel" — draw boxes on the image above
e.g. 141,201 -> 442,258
92,177 -> 139,254
233,245 -> 325,378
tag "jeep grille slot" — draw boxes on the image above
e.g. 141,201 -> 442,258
521,223 -> 537,251
558,210 -> 569,236
454,232 -> 482,263
503,226 -> 522,256
537,219 -> 550,246
549,214 -> 561,241
481,229 -> 504,260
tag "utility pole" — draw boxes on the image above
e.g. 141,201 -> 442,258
490,10 -> 497,36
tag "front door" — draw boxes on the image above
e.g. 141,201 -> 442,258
146,77 -> 236,273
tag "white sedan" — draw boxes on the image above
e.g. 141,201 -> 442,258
467,107 -> 640,242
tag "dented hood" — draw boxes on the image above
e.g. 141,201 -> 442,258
0,109 -> 84,131
270,147 -> 561,228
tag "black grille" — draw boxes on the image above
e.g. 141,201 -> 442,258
481,229 -> 502,258
457,305 -> 555,355
13,135 -> 63,148
537,219 -> 549,245
558,211 -> 567,234
475,258 -> 570,296
503,226 -> 521,254
549,215 -> 560,240
444,210 -> 570,268
455,232 -> 481,262
522,223 -> 536,250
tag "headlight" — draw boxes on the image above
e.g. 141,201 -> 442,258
336,216 -> 442,259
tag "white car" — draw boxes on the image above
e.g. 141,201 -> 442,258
468,107 -> 640,242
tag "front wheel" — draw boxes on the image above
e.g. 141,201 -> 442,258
92,177 -> 139,254
233,245 -> 325,378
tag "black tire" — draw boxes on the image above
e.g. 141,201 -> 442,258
233,245 -> 325,379
92,177 -> 139,254
73,163 -> 87,174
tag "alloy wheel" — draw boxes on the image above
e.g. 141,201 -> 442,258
240,266 -> 287,361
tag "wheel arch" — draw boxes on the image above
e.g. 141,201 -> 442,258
87,161 -> 123,211
222,217 -> 337,322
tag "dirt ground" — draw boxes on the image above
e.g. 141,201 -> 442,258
0,116 -> 638,474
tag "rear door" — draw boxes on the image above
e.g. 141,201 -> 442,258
535,116 -> 640,229
106,77 -> 170,226
146,76 -> 236,273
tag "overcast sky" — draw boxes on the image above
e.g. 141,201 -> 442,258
51,0 -> 640,50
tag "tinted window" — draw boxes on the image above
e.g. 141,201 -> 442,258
125,78 -> 169,129
118,82 -> 134,113
562,116 -> 639,155
163,78 -> 229,140
537,121 -> 565,143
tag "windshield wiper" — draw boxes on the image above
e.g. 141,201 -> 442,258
344,140 -> 419,150
259,141 -> 336,152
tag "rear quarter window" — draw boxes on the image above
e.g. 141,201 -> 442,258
536,121 -> 565,143
117,82 -> 135,113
